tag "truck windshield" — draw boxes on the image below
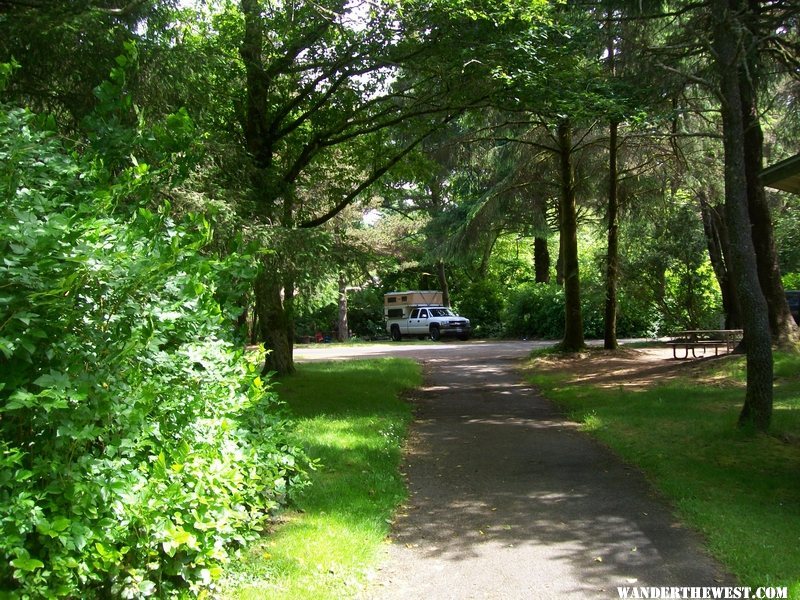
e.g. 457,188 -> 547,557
429,308 -> 455,317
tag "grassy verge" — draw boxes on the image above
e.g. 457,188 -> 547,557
222,358 -> 421,599
527,351 -> 800,598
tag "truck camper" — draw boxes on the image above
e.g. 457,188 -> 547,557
384,291 -> 471,341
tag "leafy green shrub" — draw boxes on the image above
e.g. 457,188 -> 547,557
294,287 -> 391,341
458,279 -> 504,337
659,261 -> 723,332
503,283 -> 566,339
0,101 -> 308,596
618,196 -> 724,335
782,272 -> 800,291
502,280 -> 659,340
616,290 -> 662,338
294,300 -> 339,340
346,287 -> 387,339
578,278 -> 606,339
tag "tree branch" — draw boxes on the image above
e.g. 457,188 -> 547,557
93,0 -> 147,16
0,0 -> 146,14
299,113 -> 462,229
656,62 -> 715,89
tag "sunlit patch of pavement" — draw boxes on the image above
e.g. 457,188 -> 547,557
297,340 -> 732,599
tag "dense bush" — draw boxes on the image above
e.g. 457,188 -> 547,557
659,261 -> 723,331
456,279 -> 505,338
294,287 -> 389,341
615,291 -> 663,338
0,100 -> 308,595
502,283 -> 567,339
774,192 -> 800,277
783,273 -> 800,291
294,300 -> 339,340
618,198 -> 725,334
501,280 -> 661,340
346,287 -> 388,339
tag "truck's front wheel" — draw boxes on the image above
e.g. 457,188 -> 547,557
390,325 -> 402,342
429,325 -> 441,341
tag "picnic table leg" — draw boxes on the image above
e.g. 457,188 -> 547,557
691,345 -> 706,359
673,345 -> 689,359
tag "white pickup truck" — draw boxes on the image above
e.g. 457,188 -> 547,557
384,291 -> 471,341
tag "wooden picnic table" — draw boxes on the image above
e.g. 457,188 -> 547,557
666,329 -> 743,359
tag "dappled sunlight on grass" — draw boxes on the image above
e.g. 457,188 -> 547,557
234,515 -> 385,600
297,417 -> 403,452
526,349 -> 800,593
222,358 -> 421,600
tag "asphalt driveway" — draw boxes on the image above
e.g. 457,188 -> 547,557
298,341 -> 732,599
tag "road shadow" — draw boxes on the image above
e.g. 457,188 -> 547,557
367,352 -> 733,599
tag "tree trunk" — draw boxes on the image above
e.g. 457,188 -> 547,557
712,0 -> 772,431
253,253 -> 296,377
436,260 -> 450,307
604,120 -> 619,350
556,233 -> 565,286
698,192 -> 741,329
255,270 -> 295,376
739,68 -> 798,347
337,273 -> 349,342
717,208 -> 743,333
240,0 -> 271,169
603,10 -> 619,350
241,0 -> 297,375
533,200 -> 550,283
250,311 -> 260,345
557,120 -> 584,351
534,237 -> 550,283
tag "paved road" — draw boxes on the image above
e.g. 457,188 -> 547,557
294,339 -> 548,363
298,341 -> 732,599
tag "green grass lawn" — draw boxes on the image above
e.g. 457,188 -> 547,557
221,358 -> 421,599
527,350 -> 800,598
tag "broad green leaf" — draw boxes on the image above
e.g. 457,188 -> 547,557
11,558 -> 44,572
138,580 -> 157,596
34,371 -> 70,389
51,517 -> 71,532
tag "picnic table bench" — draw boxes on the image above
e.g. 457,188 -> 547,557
666,329 -> 743,359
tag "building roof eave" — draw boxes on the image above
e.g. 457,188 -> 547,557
762,153 -> 800,195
